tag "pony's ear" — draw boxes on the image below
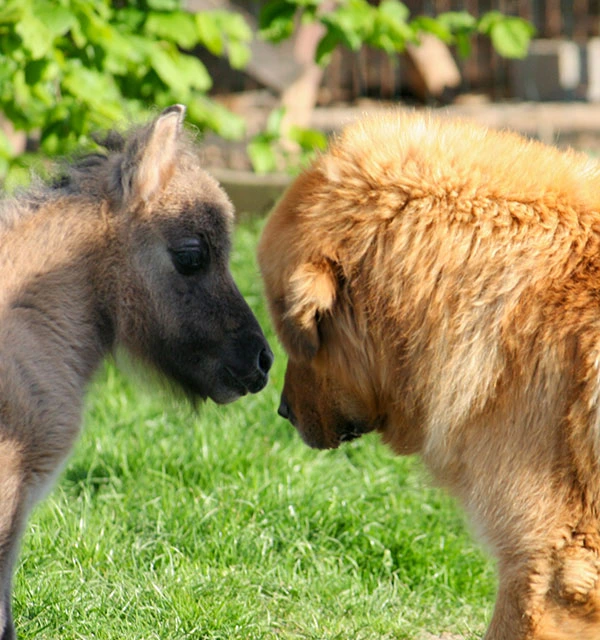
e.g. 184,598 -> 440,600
121,104 -> 186,208
280,260 -> 338,361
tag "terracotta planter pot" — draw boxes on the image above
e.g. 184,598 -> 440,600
208,167 -> 292,219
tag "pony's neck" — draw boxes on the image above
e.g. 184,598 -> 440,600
0,200 -> 116,390
0,200 -> 116,488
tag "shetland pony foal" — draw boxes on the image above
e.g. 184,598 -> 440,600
0,105 -> 272,639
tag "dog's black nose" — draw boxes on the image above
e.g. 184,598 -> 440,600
278,396 -> 290,420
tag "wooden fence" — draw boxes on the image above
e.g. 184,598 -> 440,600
207,1 -> 600,101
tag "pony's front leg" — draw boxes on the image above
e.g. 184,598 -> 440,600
0,507 -> 27,640
0,438 -> 32,640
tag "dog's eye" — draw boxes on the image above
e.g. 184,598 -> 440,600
169,238 -> 209,275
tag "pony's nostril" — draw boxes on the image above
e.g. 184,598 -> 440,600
278,397 -> 290,420
258,347 -> 273,375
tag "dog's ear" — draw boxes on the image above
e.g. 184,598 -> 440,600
281,259 -> 338,361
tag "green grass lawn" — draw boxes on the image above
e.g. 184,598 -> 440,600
13,218 -> 496,639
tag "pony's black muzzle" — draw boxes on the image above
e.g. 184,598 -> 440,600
227,333 -> 273,395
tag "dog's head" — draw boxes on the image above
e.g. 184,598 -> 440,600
258,165 -> 385,449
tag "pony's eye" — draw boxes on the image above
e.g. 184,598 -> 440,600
169,238 -> 209,275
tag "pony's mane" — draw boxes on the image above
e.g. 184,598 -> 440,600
0,132 -> 121,230
50,129 -> 131,199
0,120 -> 198,234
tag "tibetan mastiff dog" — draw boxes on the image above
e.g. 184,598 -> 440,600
258,112 -> 600,639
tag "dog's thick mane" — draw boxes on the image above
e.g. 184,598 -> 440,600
329,112 -> 600,216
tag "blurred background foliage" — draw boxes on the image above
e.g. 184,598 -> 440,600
0,0 -> 534,185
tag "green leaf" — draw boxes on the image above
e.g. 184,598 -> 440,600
61,64 -> 123,123
4,164 -> 32,192
321,4 -> 371,51
248,137 -> 278,174
0,130 -> 14,159
0,32 -> 24,61
34,2 -> 76,39
372,4 -> 415,52
69,17 -> 86,49
410,16 -> 453,43
378,0 -> 410,24
0,58 -> 17,94
300,5 -> 318,25
145,11 -> 198,49
122,33 -> 155,59
477,10 -> 503,34
455,32 -> 472,58
149,44 -> 189,94
488,17 -> 535,58
266,107 -> 285,136
78,5 -> 113,48
227,41 -> 250,69
187,96 -> 245,140
0,0 -> 26,24
15,11 -> 53,59
146,0 -> 181,10
175,52 -> 212,91
101,28 -> 145,75
315,30 -> 341,65
26,59 -> 59,107
149,46 -> 211,95
217,11 -> 252,42
369,33 -> 397,55
437,11 -> 477,34
24,59 -> 49,85
259,1 -> 297,43
114,7 -> 145,31
195,13 -> 225,55
31,81 -> 55,107
287,125 -> 327,152
13,68 -> 32,109
196,12 -> 251,66
73,0 -> 111,22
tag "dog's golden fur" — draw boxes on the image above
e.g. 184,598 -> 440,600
258,111 -> 600,639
